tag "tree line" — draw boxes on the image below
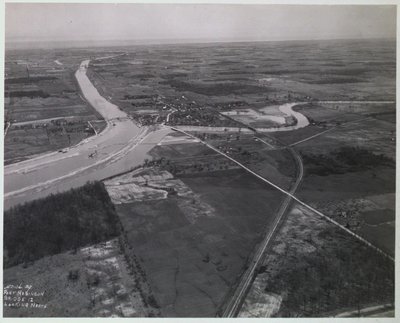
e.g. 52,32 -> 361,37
4,181 -> 120,268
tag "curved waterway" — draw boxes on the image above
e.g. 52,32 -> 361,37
4,59 -> 170,209
176,102 -> 310,134
4,58 -> 310,209
257,102 -> 309,132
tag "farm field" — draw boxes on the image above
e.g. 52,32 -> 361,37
260,99 -> 396,256
3,37 -> 396,317
5,120 -> 107,165
103,142 -> 288,316
85,39 -> 396,269
87,39 -> 395,130
4,49 -> 110,163
295,118 -> 394,254
271,103 -> 395,159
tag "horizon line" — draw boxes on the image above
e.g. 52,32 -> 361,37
5,36 -> 396,50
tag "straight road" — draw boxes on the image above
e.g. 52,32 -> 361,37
171,124 -> 394,317
289,116 -> 372,147
220,131 -> 304,317
170,126 -> 304,317
222,147 -> 303,317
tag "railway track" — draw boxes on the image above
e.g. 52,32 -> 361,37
170,118 -> 394,317
170,125 -> 304,317
220,131 -> 304,317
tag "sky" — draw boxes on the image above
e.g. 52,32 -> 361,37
5,4 -> 397,44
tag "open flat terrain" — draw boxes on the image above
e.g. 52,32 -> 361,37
240,203 -> 394,317
4,38 -> 396,317
4,239 -> 151,317
87,39 -> 395,127
103,150 -> 287,316
272,107 -> 396,255
86,39 -> 395,262
5,49 -> 108,164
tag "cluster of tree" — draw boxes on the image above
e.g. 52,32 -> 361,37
168,108 -> 239,127
214,101 -> 246,111
301,146 -> 395,176
195,132 -> 242,141
160,72 -> 188,79
123,94 -> 154,100
144,156 -> 237,176
7,90 -> 50,98
165,79 -> 266,96
130,101 -> 155,107
5,76 -> 57,85
165,159 -> 237,176
307,117 -> 328,127
309,77 -> 362,85
118,233 -> 161,315
4,182 -> 120,268
335,146 -> 394,168
264,226 -> 394,317
13,119 -> 95,131
132,113 -> 159,126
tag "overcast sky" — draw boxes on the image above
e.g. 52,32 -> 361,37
5,4 -> 396,44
